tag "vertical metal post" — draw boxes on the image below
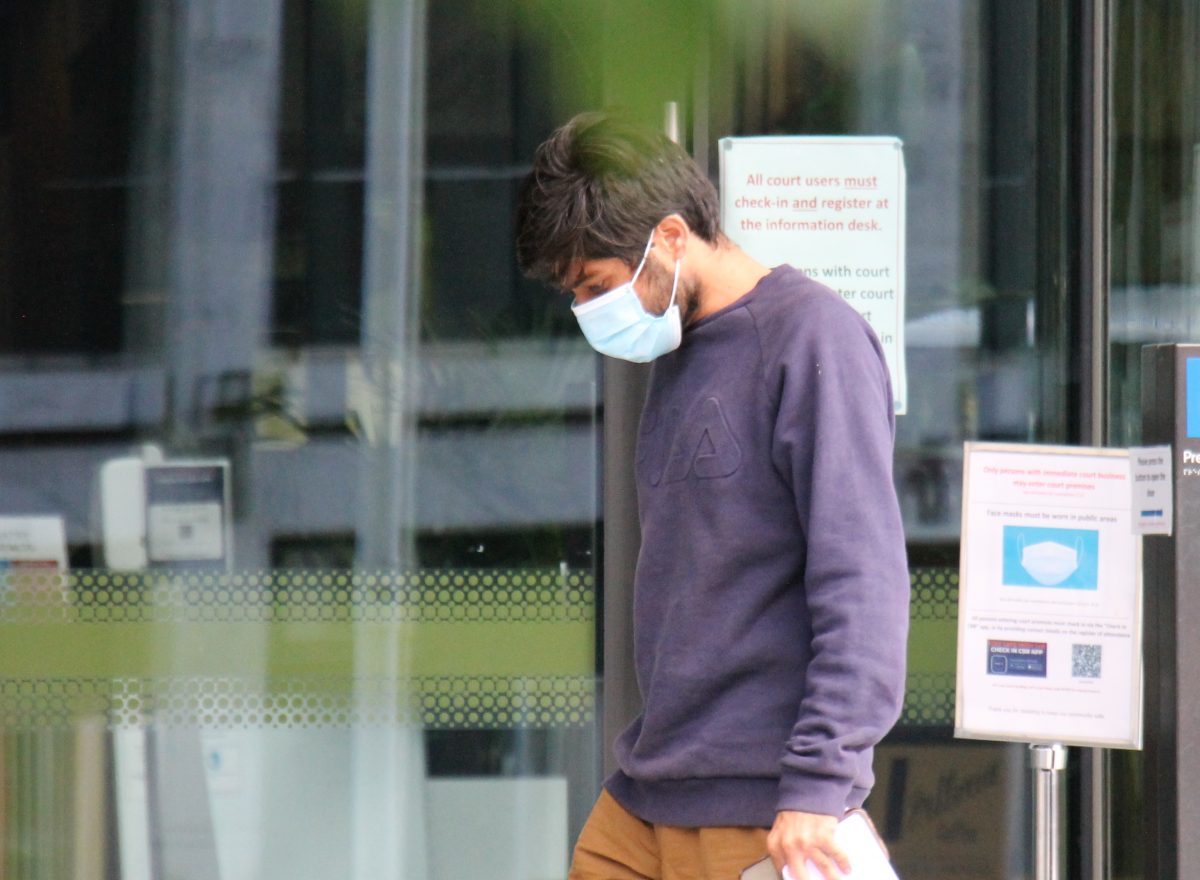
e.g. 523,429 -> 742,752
356,0 -> 425,570
351,3 -> 430,879
1031,743 -> 1068,880
1078,3 -> 1114,876
663,101 -> 681,145
1079,0 -> 1112,447
1078,1 -> 1115,876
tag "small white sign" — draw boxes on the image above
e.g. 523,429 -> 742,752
147,502 -> 224,561
0,516 -> 68,573
144,462 -> 230,565
956,442 -> 1143,749
719,136 -> 907,413
1129,445 -> 1173,535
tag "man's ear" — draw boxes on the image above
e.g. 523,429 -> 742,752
653,214 -> 690,261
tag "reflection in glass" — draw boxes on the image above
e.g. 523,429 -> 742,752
1,1 -> 602,876
1109,0 -> 1200,447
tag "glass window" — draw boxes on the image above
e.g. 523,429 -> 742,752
0,1 -> 1101,877
0,1 -> 603,875
1109,0 -> 1200,446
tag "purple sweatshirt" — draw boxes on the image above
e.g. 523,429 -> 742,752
605,265 -> 910,828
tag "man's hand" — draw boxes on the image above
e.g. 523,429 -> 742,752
766,810 -> 851,880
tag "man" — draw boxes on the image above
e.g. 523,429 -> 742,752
516,112 -> 910,880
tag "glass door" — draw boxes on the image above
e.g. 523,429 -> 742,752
1107,2 -> 1200,878
690,2 -> 1083,876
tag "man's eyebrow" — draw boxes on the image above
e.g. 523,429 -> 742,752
562,264 -> 591,292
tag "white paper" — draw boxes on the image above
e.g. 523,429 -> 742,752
720,136 -> 907,413
779,811 -> 899,880
956,443 -> 1143,749
1129,445 -> 1173,535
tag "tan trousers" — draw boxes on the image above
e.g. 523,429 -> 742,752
569,789 -> 770,880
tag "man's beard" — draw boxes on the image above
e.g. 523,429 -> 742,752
640,255 -> 701,327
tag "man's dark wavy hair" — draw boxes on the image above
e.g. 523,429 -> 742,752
515,112 -> 723,287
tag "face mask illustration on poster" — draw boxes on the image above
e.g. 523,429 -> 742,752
1020,539 -> 1080,586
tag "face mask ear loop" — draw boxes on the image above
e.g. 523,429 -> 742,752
667,258 -> 682,309
630,229 -> 657,285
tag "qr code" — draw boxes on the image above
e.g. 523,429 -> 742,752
1072,644 -> 1102,678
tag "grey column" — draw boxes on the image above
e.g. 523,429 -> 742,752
601,358 -> 649,776
136,3 -> 284,875
1141,342 -> 1200,880
601,104 -> 682,773
129,0 -> 285,569
162,0 -> 283,438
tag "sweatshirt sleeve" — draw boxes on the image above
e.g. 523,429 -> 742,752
768,292 -> 911,817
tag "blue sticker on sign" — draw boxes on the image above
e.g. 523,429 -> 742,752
988,640 -> 1048,677
1188,357 -> 1200,439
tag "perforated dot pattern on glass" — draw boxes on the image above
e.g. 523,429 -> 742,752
900,567 -> 960,727
0,568 -> 595,625
0,675 -> 597,731
0,567 -> 958,729
0,568 -> 597,731
909,567 -> 958,621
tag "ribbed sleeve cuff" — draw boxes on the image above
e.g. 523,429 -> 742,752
776,769 -> 862,818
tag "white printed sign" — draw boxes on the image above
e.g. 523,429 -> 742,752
720,136 -> 907,413
144,462 -> 230,566
147,503 -> 225,561
0,516 -> 68,573
956,442 -> 1143,749
1129,445 -> 1173,535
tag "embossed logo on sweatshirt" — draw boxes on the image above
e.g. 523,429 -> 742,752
645,397 -> 742,485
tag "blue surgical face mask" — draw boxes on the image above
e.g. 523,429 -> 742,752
571,228 -> 682,363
